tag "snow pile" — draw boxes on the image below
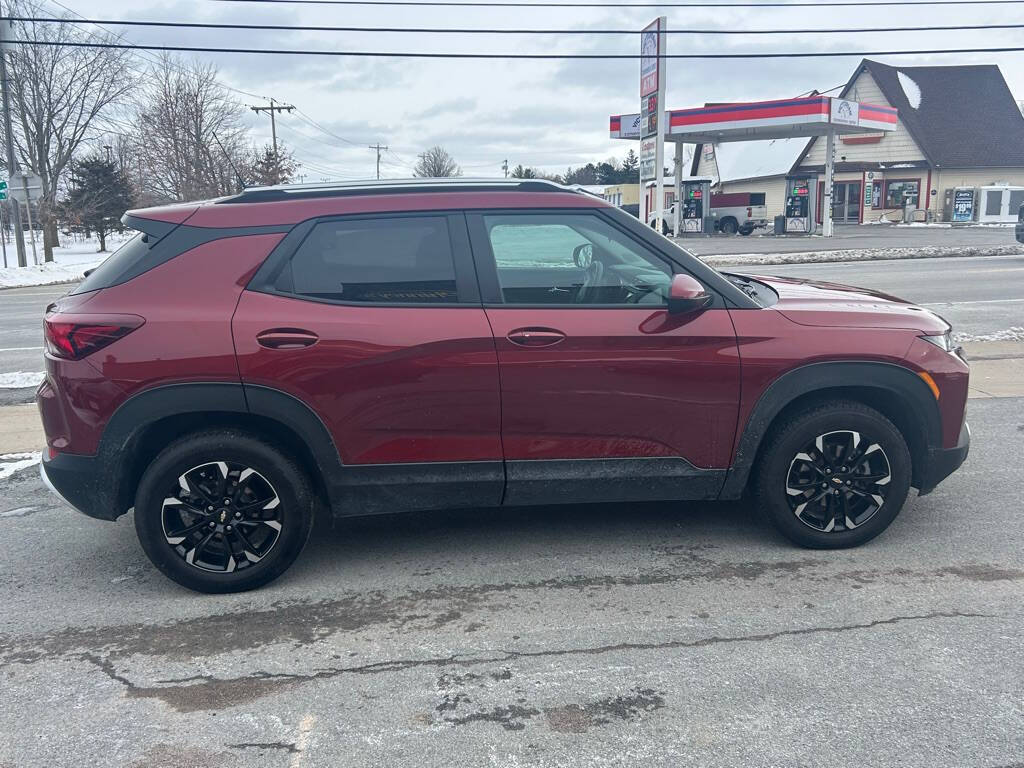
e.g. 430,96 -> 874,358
953,327 -> 1024,344
0,372 -> 44,389
0,233 -> 128,288
897,71 -> 922,109
0,452 -> 41,481
0,258 -> 102,288
700,243 -> 1024,267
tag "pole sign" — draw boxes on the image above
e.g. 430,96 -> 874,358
639,17 -> 667,227
952,188 -> 975,222
0,180 -> 6,201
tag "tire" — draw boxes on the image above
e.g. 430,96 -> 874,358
134,429 -> 315,593
720,218 -> 738,235
754,401 -> 911,549
739,225 -> 754,236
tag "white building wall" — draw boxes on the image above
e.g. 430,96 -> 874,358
802,72 -> 925,166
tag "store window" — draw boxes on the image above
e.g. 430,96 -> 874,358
884,179 -> 920,209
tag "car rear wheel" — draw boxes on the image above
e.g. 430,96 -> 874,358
755,401 -> 911,548
134,430 -> 314,592
719,218 -> 738,235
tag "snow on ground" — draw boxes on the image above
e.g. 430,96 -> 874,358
0,452 -> 41,481
954,327 -> 1024,344
0,372 -> 44,389
0,232 -> 130,289
702,243 -> 1024,268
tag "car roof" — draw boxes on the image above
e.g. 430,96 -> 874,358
128,178 -> 612,229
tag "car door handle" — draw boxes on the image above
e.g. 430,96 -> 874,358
256,328 -> 319,349
506,327 -> 566,347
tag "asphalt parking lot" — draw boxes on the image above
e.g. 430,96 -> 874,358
0,395 -> 1021,766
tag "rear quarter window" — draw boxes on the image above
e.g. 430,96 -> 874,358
70,231 -> 150,295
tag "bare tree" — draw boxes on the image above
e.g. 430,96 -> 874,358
5,0 -> 137,260
134,55 -> 250,202
413,146 -> 462,178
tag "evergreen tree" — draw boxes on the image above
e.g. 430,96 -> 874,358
64,155 -> 134,251
621,149 -> 639,177
510,164 -> 537,179
249,143 -> 298,186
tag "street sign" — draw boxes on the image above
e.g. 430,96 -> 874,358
9,172 -> 42,204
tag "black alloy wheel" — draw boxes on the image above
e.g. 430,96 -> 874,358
755,401 -> 911,549
161,461 -> 283,574
135,430 -> 314,592
785,430 -> 892,533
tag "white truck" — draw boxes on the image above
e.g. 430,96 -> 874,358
648,191 -> 769,236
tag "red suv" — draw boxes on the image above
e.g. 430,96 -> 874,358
37,179 -> 970,592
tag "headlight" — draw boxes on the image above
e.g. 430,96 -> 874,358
920,332 -> 954,352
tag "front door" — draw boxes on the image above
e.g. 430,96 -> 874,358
466,210 -> 741,505
233,212 -> 503,512
819,181 -> 862,224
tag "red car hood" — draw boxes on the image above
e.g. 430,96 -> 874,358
748,274 -> 951,333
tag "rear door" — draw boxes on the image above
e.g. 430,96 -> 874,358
233,211 -> 503,512
467,209 -> 741,505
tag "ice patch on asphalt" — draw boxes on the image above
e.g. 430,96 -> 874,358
954,327 -> 1024,343
0,371 -> 44,389
0,452 -> 41,480
0,506 -> 36,518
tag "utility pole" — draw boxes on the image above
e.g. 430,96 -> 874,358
0,13 -> 27,267
502,159 -> 508,178
368,143 -> 387,180
250,98 -> 294,182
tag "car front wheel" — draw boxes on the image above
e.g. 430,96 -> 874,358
134,430 -> 314,592
755,401 -> 912,548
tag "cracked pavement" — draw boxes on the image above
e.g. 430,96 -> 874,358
0,397 -> 1022,766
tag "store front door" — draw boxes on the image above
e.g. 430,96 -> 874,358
818,181 -> 862,224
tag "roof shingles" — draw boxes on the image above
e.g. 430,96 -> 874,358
854,59 -> 1024,168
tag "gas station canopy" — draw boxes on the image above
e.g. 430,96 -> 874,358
610,95 -> 897,144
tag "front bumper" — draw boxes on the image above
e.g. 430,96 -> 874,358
40,450 -> 124,521
917,420 -> 970,495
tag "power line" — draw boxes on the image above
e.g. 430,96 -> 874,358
209,0 -> 1024,7
35,0 -> 274,101
13,16 -> 1024,35
293,108 -> 371,147
13,39 -> 1024,59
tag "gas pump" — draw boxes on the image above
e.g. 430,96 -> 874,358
680,177 -> 712,234
783,174 -> 817,234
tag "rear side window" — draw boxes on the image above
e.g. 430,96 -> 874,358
285,216 -> 458,304
70,231 -> 150,294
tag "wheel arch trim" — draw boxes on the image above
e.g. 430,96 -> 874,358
100,382 -> 344,512
720,361 -> 942,499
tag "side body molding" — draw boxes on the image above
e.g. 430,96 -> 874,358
719,361 -> 942,499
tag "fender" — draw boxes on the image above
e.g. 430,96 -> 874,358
719,361 -> 942,499
99,382 -> 345,513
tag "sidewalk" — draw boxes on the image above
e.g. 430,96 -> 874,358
3,342 -> 1020,455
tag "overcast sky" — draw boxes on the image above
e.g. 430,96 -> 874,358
68,0 -> 1024,179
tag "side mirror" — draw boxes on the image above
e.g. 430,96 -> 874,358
667,273 -> 713,315
572,243 -> 593,268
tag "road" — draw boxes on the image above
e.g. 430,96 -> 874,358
0,396 -> 1021,766
681,222 -> 1017,255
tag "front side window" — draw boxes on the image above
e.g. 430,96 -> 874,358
884,180 -> 919,209
287,216 -> 458,303
483,213 -> 672,305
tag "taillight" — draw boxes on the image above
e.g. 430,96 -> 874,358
44,314 -> 144,360
747,207 -> 752,217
